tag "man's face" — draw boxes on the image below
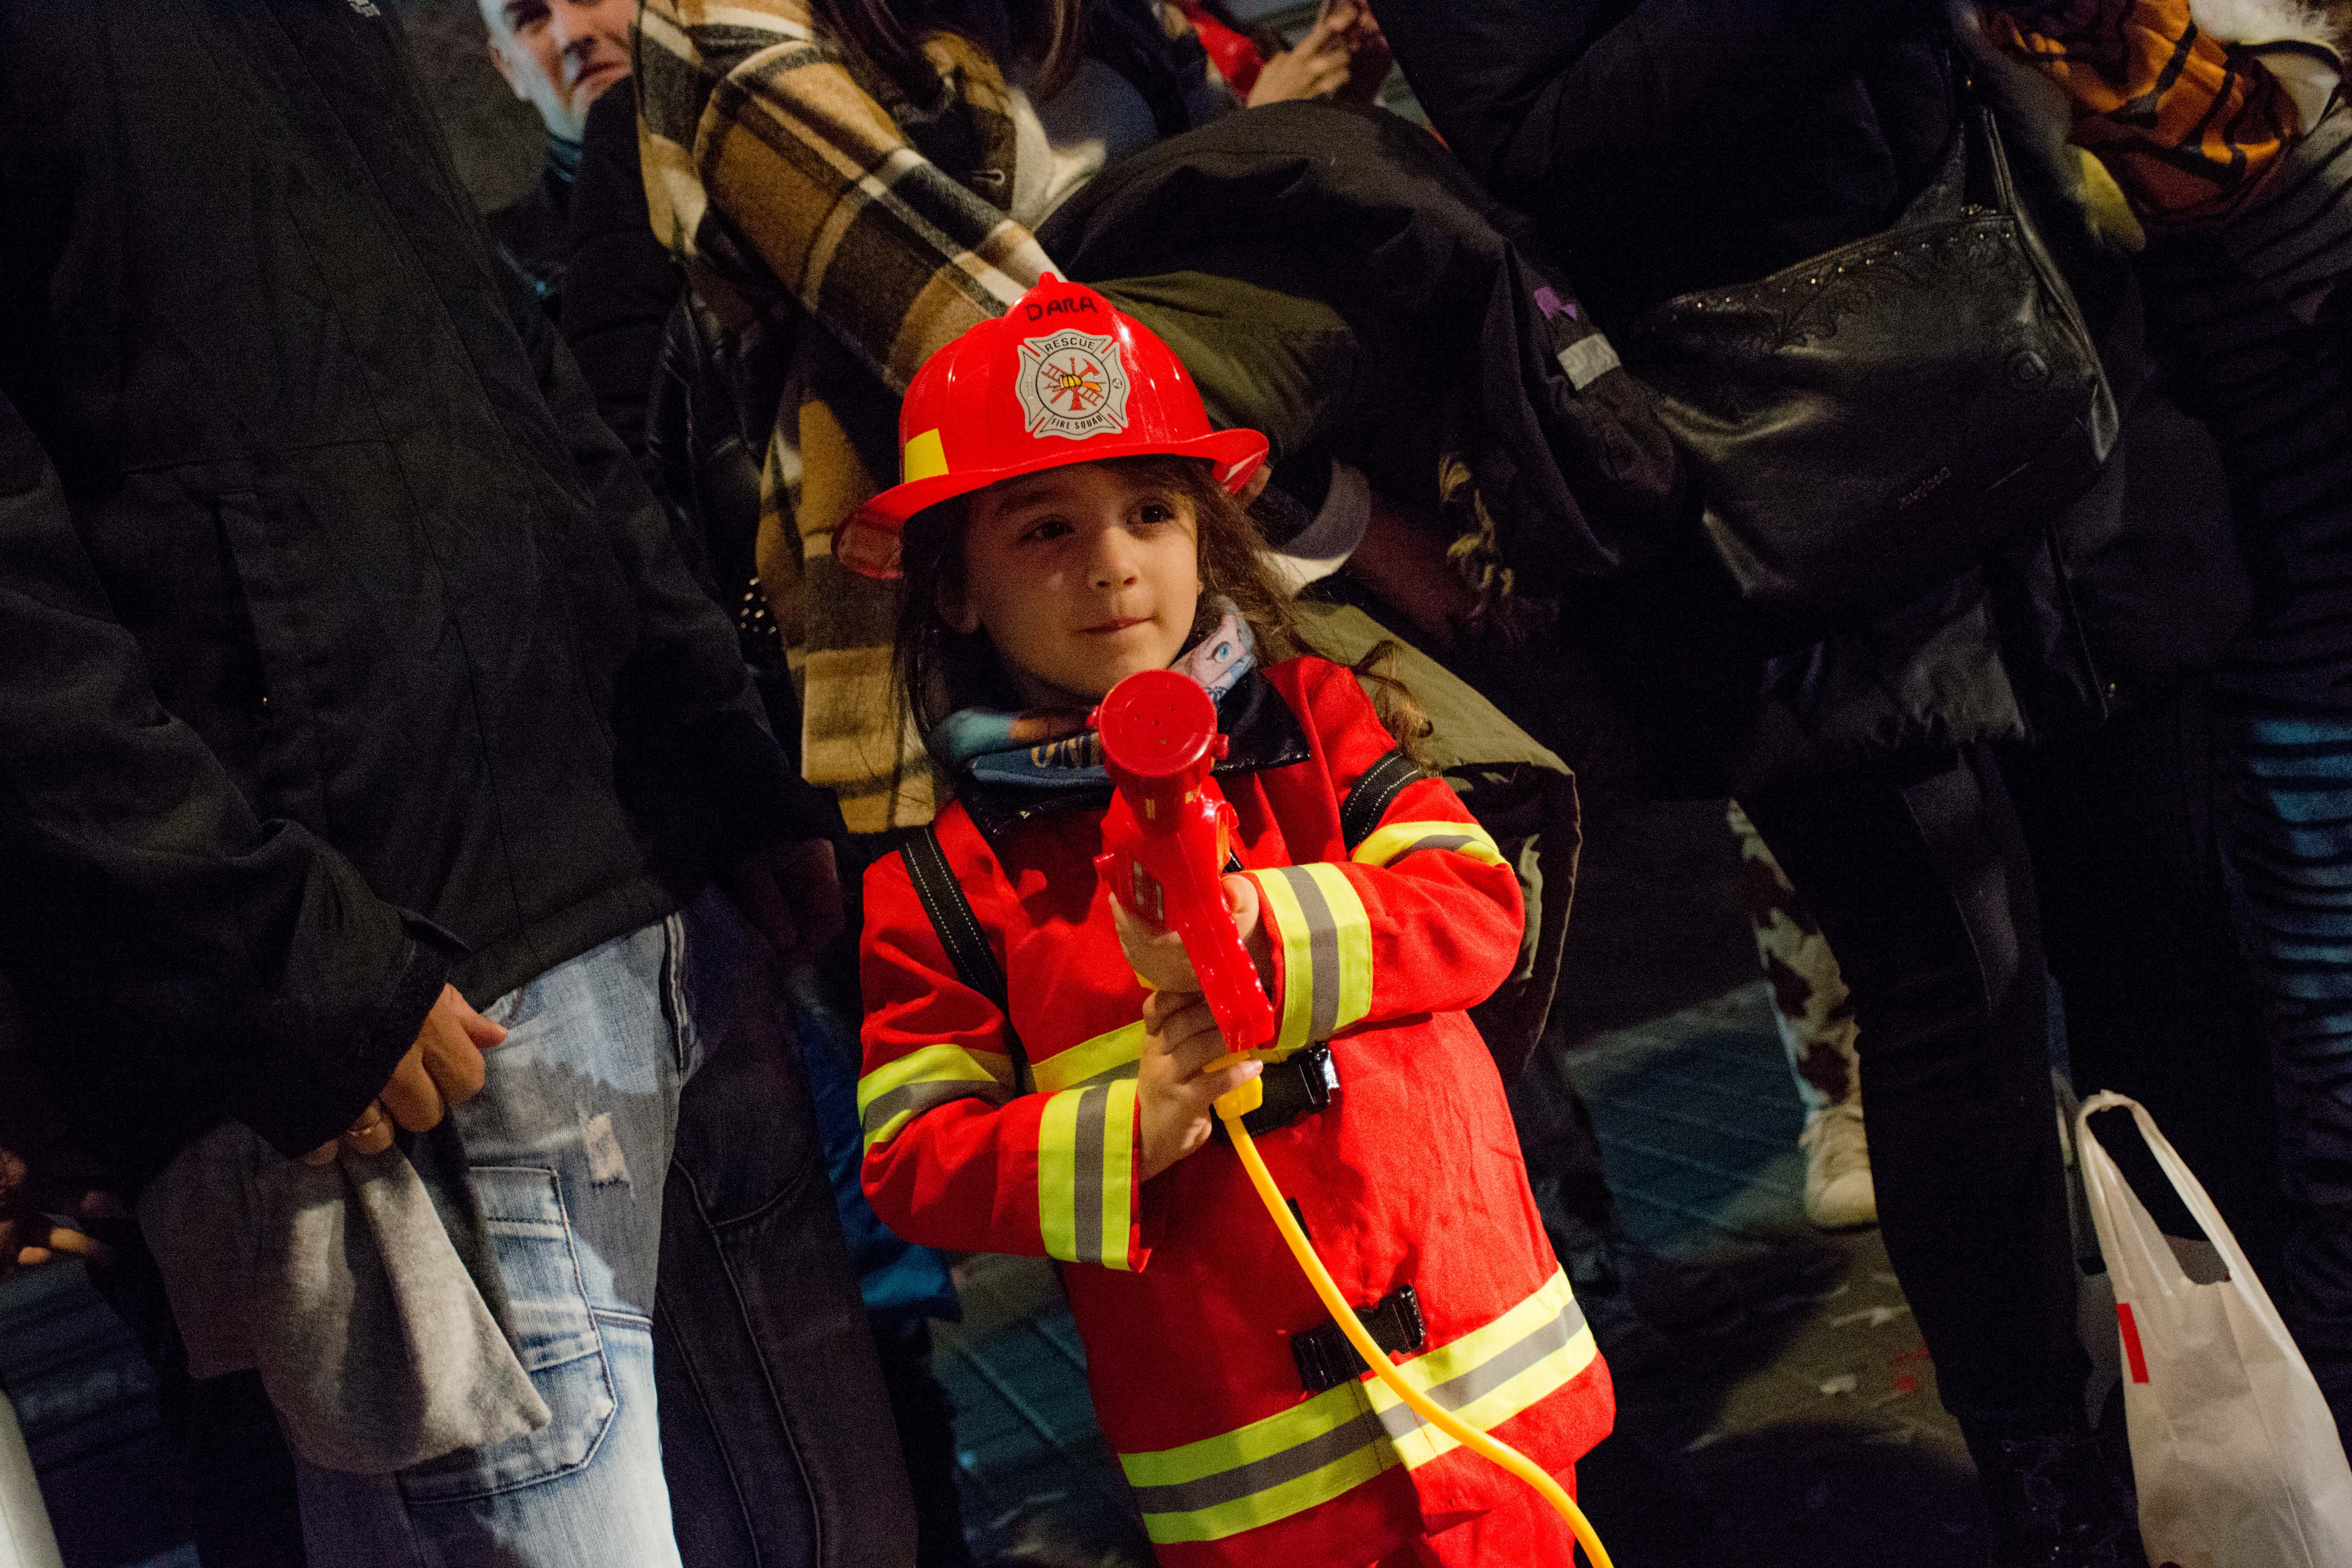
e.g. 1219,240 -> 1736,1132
482,0 -> 636,142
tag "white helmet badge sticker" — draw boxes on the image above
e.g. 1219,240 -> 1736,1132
1016,330 -> 1131,442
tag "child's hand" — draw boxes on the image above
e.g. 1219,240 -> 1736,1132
1112,874 -> 1271,994
1138,989 -> 1263,1181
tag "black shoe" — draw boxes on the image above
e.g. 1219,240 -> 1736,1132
1969,1427 -> 2143,1568
1558,1230 -> 1837,1375
1620,1241 -> 1840,1337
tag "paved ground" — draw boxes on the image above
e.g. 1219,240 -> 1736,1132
1561,986 -> 1986,1568
1,1264 -> 191,1568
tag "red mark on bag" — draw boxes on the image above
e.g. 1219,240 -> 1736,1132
2117,1302 -> 2151,1384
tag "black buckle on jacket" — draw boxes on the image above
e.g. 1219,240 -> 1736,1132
1291,1284 -> 1427,1393
1210,1044 -> 1339,1143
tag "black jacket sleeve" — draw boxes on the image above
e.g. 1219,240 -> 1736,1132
560,83 -> 685,472
1378,0 -> 1927,208
0,393 -> 445,1175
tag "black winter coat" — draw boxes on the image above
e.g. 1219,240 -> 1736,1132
1379,0 -> 1954,327
1379,0 -> 2251,794
0,0 -> 830,1189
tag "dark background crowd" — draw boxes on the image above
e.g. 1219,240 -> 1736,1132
9,0 -> 2352,1566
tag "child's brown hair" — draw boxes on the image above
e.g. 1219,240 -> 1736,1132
891,454 -> 1429,765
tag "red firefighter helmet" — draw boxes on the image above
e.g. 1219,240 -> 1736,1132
836,275 -> 1269,579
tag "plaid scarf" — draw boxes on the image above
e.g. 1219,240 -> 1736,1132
635,0 -> 1221,833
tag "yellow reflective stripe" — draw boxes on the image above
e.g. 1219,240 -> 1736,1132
1350,819 -> 1506,871
857,1042 -> 1013,1152
1255,864 -> 1372,1051
1137,1421 -> 1397,1544
1036,1081 -> 1139,1269
1383,1324 -> 1599,1471
1298,862 -> 1372,1036
1118,1269 -> 1589,1544
1252,868 -> 1316,1054
1120,1379 -> 1368,1489
902,426 -> 949,481
1030,1019 -> 1146,1094
1121,1381 -> 1395,1544
1362,1269 -> 1596,1469
1369,1269 -> 1575,1401
1038,1089 -> 1080,1260
1096,1078 -> 1139,1271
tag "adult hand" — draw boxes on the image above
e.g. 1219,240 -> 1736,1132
1138,989 -> 1263,1181
1246,6 -> 1354,105
1111,873 -> 1269,995
306,984 -> 507,1165
724,836 -> 847,966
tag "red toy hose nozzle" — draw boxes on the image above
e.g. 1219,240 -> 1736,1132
1094,670 -> 1274,1055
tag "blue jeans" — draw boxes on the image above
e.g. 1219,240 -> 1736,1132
293,910 -> 700,1566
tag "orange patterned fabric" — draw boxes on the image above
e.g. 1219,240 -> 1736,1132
1990,0 -> 2303,224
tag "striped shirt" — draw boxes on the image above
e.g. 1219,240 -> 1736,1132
2143,104 -> 2352,702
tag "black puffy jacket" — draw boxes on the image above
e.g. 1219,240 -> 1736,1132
0,0 -> 831,1188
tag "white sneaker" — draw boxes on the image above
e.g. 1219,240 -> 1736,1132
1800,1101 -> 1877,1230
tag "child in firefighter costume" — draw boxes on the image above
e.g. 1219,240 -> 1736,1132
849,276 -> 1614,1566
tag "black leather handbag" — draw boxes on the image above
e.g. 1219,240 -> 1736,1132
1622,94 -> 2117,629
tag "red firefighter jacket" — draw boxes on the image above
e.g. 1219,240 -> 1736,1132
859,657 -> 1614,1564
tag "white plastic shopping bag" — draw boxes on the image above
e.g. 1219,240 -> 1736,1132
0,1388 -> 63,1568
2076,1091 -> 2352,1567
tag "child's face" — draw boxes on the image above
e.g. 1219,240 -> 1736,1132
947,463 -> 1204,708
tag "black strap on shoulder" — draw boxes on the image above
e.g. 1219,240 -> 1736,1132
1341,749 -> 1428,851
900,825 -> 1030,1086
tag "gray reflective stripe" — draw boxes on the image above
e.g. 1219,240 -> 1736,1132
1374,1297 -> 1589,1445
861,1078 -> 1008,1139
1128,1408 -> 1388,1518
1395,833 -> 1479,859
1075,1060 -> 1142,1089
1274,866 -> 1344,1042
1071,1083 -> 1110,1264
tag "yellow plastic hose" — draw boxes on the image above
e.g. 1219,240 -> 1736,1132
1216,1093 -> 1616,1568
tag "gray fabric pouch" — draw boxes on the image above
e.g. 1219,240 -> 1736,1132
139,1122 -> 549,1474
